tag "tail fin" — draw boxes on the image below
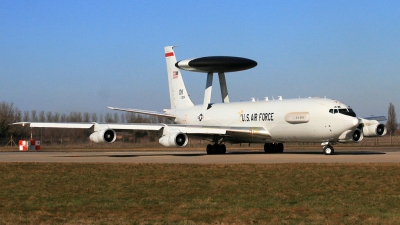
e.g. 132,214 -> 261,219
165,46 -> 194,109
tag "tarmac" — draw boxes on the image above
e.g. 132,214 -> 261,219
1,148 -> 400,164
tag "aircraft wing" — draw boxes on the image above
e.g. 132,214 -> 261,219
12,122 -> 269,136
108,107 -> 176,118
12,122 -> 164,131
12,122 -> 270,140
362,116 -> 387,121
12,122 -> 94,128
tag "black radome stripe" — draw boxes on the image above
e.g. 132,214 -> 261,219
176,56 -> 257,73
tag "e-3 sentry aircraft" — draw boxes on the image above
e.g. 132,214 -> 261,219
13,46 -> 387,155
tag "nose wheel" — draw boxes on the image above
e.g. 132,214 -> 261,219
323,145 -> 334,155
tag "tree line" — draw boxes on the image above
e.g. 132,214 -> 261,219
0,101 -> 170,145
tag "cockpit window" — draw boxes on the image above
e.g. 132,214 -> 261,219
328,107 -> 357,117
339,108 -> 356,117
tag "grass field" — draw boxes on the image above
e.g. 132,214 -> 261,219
1,163 -> 400,224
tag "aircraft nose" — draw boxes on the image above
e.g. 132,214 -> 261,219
352,118 -> 359,126
344,117 -> 360,130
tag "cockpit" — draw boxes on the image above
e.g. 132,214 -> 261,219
329,106 -> 357,117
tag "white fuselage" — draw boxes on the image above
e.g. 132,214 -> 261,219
168,98 -> 359,143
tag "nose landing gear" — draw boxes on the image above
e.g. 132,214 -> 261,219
322,144 -> 334,155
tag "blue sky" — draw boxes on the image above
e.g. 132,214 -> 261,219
1,0 -> 399,117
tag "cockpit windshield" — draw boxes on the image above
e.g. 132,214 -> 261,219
329,107 -> 356,117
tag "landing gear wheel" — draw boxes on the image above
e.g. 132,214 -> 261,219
264,143 -> 284,153
277,143 -> 284,153
220,144 -> 226,154
206,144 -> 227,154
213,144 -> 220,154
323,145 -> 334,155
264,143 -> 271,153
206,144 -> 213,154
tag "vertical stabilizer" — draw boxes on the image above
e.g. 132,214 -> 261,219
165,46 -> 194,109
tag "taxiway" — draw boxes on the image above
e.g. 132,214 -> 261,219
1,148 -> 400,164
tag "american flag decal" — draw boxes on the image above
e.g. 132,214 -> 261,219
173,71 -> 178,79
165,52 -> 174,57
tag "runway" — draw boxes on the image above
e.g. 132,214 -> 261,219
1,148 -> 400,164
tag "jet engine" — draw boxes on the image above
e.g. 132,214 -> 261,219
90,129 -> 117,143
362,123 -> 387,137
159,132 -> 188,147
338,129 -> 364,143
352,129 -> 364,142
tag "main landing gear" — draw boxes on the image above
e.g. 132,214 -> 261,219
323,145 -> 334,155
206,136 -> 227,154
206,144 -> 226,154
264,143 -> 284,153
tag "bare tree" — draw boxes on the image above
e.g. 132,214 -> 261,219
386,103 -> 398,140
46,112 -> 53,122
23,111 -> 30,122
0,102 -> 24,142
53,112 -> 60,122
39,111 -> 45,122
60,114 -> 67,122
120,113 -> 125,123
31,110 -> 38,122
113,113 -> 119,123
105,113 -> 113,123
91,113 -> 98,122
68,112 -> 82,122
83,112 -> 90,122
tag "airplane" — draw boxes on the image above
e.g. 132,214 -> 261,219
13,46 -> 387,155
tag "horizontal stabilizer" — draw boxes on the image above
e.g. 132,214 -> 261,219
108,107 -> 176,118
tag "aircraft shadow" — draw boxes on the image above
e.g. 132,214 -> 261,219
281,151 -> 386,155
106,151 -> 385,158
105,151 -> 386,158
107,153 -> 205,158
58,151 -> 385,159
227,151 -> 386,155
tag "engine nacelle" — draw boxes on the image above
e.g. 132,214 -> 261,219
159,132 -> 188,147
338,128 -> 364,143
363,123 -> 387,137
90,129 -> 117,143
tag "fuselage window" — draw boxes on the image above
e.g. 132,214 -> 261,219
329,109 -> 333,114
